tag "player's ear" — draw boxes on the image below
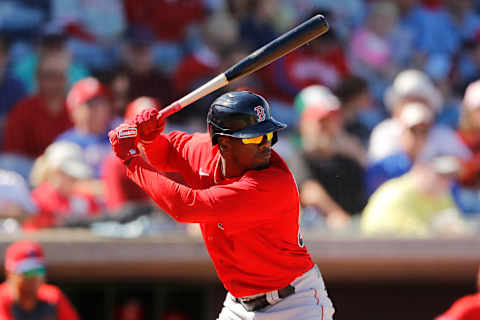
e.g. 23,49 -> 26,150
217,137 -> 231,155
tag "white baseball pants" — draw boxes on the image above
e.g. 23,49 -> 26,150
216,265 -> 335,320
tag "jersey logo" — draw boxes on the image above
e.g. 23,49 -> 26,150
217,223 -> 224,230
199,169 -> 209,177
254,105 -> 266,121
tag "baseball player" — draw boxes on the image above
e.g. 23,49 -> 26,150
109,91 -> 335,320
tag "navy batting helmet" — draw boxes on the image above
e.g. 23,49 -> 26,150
207,91 -> 287,145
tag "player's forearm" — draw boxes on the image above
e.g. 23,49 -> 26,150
142,134 -> 171,171
125,157 -> 216,223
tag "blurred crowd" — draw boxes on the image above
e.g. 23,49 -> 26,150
2,0 -> 480,239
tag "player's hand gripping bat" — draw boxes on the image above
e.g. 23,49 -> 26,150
157,14 -> 329,120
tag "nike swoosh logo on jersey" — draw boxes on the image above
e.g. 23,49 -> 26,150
199,169 -> 209,176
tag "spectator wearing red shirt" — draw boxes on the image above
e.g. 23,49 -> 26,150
3,50 -> 72,159
25,141 -> 100,230
123,0 -> 204,42
0,240 -> 80,320
101,97 -> 153,211
435,266 -> 480,320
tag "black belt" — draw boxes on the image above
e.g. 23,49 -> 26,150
235,284 -> 295,312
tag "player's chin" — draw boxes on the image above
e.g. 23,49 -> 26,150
254,152 -> 271,169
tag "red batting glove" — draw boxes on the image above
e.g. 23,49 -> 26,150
108,123 -> 140,163
134,108 -> 166,144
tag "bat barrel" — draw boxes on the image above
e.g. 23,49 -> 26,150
224,14 -> 329,82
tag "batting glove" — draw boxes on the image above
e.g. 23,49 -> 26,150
108,123 -> 140,164
134,108 -> 166,144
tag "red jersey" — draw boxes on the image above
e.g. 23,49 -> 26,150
436,293 -> 480,320
3,95 -> 72,158
0,282 -> 80,320
126,131 -> 314,297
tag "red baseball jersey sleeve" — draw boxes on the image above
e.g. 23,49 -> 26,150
126,131 -> 314,297
436,293 -> 480,320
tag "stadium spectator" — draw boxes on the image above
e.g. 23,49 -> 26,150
0,34 -> 26,146
368,69 -> 471,163
237,0 -> 278,51
50,0 -> 126,71
365,102 -> 434,196
123,0 -> 206,72
349,1 -> 402,100
0,170 -> 36,233
172,12 -> 238,125
0,240 -> 80,319
260,24 -> 349,103
106,67 -> 131,119
334,75 -> 376,146
120,27 -> 173,106
448,79 -> 480,214
289,85 -> 367,228
12,23 -> 89,94
57,77 -> 113,179
101,97 -> 153,212
457,80 -> 480,187
435,265 -> 480,320
361,155 -> 470,237
26,141 -> 99,230
3,49 -> 72,159
123,0 -> 204,43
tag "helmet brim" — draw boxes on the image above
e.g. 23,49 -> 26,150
228,118 -> 287,139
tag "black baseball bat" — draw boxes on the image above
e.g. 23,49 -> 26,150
158,14 -> 329,118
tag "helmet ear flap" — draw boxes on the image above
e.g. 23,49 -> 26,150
208,123 -> 219,145
271,131 -> 278,146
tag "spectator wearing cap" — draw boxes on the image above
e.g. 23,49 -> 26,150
12,22 -> 90,94
0,240 -> 80,319
56,77 -> 113,181
368,69 -> 471,164
101,97 -> 154,212
288,85 -> 367,229
361,154 -> 470,238
25,141 -> 100,230
3,50 -> 73,159
365,102 -> 435,196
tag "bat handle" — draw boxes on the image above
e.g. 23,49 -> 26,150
157,101 -> 182,120
156,74 -> 229,122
